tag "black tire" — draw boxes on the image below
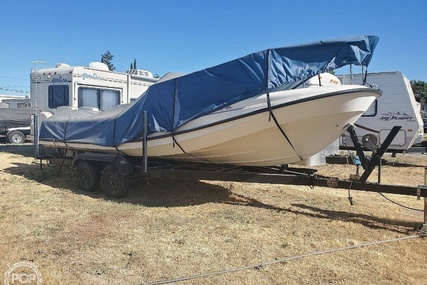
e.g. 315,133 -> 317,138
7,131 -> 25,144
76,161 -> 100,192
100,165 -> 130,198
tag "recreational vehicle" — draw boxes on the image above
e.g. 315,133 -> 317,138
30,62 -> 159,141
339,71 -> 423,152
30,62 -> 158,113
0,96 -> 31,109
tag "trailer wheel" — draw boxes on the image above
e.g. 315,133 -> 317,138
100,165 -> 130,198
76,161 -> 100,192
7,131 -> 25,144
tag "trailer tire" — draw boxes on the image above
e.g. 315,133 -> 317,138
76,161 -> 100,192
100,165 -> 130,198
7,131 -> 25,144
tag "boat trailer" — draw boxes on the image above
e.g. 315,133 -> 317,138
41,121 -> 427,229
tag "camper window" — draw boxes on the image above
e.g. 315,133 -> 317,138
101,90 -> 120,110
78,87 -> 120,111
78,88 -> 98,109
362,99 -> 377,117
48,85 -> 70,108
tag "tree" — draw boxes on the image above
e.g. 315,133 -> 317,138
130,59 -> 137,70
101,51 -> 115,71
411,80 -> 427,102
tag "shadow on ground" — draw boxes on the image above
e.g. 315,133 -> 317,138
2,156 -> 420,235
0,143 -> 34,157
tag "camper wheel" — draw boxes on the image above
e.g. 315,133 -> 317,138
7,131 -> 25,144
100,165 -> 130,198
76,161 -> 100,191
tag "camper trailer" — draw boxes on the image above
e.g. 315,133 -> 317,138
339,71 -> 423,152
30,62 -> 158,114
0,96 -> 31,109
29,62 -> 159,141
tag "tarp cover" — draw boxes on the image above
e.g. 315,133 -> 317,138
40,35 -> 379,147
0,108 -> 31,128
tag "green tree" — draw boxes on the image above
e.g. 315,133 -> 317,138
130,59 -> 137,70
101,51 -> 115,71
411,80 -> 427,102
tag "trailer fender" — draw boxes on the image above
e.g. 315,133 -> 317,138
72,153 -> 134,176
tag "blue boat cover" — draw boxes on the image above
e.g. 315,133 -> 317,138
40,35 -> 379,147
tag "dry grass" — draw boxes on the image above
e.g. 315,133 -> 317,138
0,144 -> 426,284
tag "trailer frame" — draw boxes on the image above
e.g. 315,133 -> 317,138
41,111 -> 427,229
63,112 -> 427,200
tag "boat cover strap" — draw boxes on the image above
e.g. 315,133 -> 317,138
265,92 -> 303,161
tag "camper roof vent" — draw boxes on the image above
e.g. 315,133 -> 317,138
55,63 -> 71,68
88,62 -> 109,71
126,69 -> 154,78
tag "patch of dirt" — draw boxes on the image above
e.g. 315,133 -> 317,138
0,144 -> 426,285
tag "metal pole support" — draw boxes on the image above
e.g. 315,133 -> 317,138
33,114 -> 40,159
421,168 -> 427,234
141,111 -> 148,173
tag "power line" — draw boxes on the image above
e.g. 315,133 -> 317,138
0,74 -> 28,81
0,75 -> 30,94
0,86 -> 29,94
0,82 -> 29,88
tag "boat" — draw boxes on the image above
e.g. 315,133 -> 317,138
38,35 -> 381,166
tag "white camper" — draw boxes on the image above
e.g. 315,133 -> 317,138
339,71 -> 423,152
30,62 -> 158,114
29,62 -> 159,142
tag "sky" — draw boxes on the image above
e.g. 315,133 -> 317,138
0,0 -> 426,96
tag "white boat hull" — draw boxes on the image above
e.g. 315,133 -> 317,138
121,86 -> 379,165
41,85 -> 380,166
